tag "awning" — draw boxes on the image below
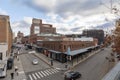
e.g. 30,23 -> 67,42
64,46 -> 96,56
48,50 -> 61,54
64,48 -> 88,56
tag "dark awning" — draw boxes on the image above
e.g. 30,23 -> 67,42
48,50 -> 61,54
64,48 -> 88,56
64,46 -> 95,56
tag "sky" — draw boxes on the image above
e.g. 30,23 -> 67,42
0,0 -> 120,36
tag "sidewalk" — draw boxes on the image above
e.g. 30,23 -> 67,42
3,53 -> 27,80
33,49 -> 101,71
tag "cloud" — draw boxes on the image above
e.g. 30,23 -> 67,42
11,17 -> 32,36
0,8 -> 8,15
10,0 -> 119,35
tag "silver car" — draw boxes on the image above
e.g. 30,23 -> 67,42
32,59 -> 38,65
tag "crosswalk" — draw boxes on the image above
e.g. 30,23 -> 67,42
27,68 -> 59,80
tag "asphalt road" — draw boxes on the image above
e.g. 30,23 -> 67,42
73,47 -> 114,80
19,53 -> 50,73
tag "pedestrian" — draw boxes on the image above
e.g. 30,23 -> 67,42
10,72 -> 14,79
15,66 -> 19,76
51,59 -> 53,66
17,56 -> 19,61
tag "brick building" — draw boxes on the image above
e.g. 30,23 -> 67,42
27,18 -> 99,63
29,18 -> 64,44
35,37 -> 98,62
0,15 -> 13,61
15,31 -> 24,44
30,18 -> 56,35
82,29 -> 104,45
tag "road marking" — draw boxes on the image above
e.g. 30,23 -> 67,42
44,70 -> 49,76
45,69 -> 52,74
51,69 -> 57,73
41,71 -> 47,76
48,69 -> 55,74
54,69 -> 59,72
49,69 -> 55,73
38,72 -> 44,77
35,72 -> 40,79
32,73 -> 37,80
18,71 -> 24,74
28,75 -> 33,80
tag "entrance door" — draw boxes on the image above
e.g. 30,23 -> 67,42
0,52 -> 2,60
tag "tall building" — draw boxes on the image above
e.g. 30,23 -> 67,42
29,18 -> 63,44
0,15 -> 13,61
82,29 -> 104,45
30,18 -> 56,35
16,31 -> 24,43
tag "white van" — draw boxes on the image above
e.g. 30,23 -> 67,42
0,63 -> 7,77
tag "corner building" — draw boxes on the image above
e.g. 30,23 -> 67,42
0,15 -> 13,61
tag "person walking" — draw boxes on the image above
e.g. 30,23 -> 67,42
15,66 -> 19,76
10,72 -> 14,79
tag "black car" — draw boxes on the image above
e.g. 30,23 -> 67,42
64,71 -> 81,80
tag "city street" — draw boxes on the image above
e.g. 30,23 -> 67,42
19,53 -> 50,73
73,47 -> 115,80
19,48 -> 64,80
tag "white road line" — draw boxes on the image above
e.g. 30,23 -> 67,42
45,70 -> 52,74
41,71 -> 47,76
44,70 -> 49,76
28,75 -> 33,80
38,72 -> 44,77
49,69 -> 55,73
32,73 -> 37,80
54,69 -> 59,72
51,69 -> 57,73
48,69 -> 55,74
35,72 -> 40,79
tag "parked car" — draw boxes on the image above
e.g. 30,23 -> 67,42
29,51 -> 36,54
64,71 -> 81,80
32,59 -> 38,65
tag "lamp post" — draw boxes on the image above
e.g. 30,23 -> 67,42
65,47 -> 71,69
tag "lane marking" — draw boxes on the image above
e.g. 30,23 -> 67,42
54,69 -> 59,72
44,70 -> 49,76
41,71 -> 47,76
38,72 -> 44,77
28,75 -> 33,80
45,69 -> 52,75
35,72 -> 40,79
32,73 -> 37,80
48,69 -> 55,74
51,69 -> 57,73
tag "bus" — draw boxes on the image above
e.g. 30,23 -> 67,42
0,62 -> 7,77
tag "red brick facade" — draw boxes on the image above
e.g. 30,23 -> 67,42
39,40 -> 96,53
0,15 -> 13,53
30,18 -> 56,35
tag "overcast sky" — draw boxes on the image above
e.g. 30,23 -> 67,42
0,0 -> 120,36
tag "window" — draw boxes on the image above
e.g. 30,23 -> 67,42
64,45 -> 66,50
0,52 -> 2,60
